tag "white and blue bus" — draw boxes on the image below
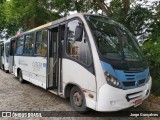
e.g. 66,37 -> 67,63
10,13 -> 151,112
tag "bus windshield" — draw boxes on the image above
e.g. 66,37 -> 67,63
85,15 -> 144,61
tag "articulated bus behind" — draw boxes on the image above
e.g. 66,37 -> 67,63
11,13 -> 151,112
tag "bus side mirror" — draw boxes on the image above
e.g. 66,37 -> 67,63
75,25 -> 83,42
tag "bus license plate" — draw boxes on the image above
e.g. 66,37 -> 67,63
134,99 -> 142,107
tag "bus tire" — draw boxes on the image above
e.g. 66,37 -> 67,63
70,86 -> 88,113
18,70 -> 24,83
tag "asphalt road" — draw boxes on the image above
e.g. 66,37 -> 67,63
0,69 -> 159,120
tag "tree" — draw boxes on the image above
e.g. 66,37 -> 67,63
125,4 -> 151,36
0,0 -> 158,39
0,0 -> 6,38
3,0 -> 61,37
141,1 -> 160,96
149,1 -> 160,41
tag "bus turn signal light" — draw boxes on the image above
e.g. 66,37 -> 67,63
88,94 -> 94,98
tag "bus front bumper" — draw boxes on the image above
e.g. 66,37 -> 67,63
96,77 -> 152,111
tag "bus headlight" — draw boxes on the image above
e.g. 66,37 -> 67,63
104,72 -> 121,89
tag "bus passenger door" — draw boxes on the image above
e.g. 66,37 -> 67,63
47,25 -> 65,93
9,40 -> 16,73
46,25 -> 59,91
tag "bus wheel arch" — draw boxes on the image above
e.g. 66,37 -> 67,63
65,83 -> 88,113
64,83 -> 75,99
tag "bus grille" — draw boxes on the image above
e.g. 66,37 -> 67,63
121,70 -> 147,89
122,79 -> 146,88
124,72 -> 136,80
126,91 -> 144,102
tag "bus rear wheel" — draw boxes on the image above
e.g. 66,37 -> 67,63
18,70 -> 24,83
70,86 -> 88,113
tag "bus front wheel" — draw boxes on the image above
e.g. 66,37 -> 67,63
18,70 -> 24,83
70,86 -> 88,113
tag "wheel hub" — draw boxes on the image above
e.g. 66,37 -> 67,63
73,92 -> 83,107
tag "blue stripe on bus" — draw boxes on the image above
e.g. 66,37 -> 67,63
101,61 -> 149,89
101,61 -> 118,79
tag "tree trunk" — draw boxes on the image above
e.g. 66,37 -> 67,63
95,0 -> 112,16
122,0 -> 130,14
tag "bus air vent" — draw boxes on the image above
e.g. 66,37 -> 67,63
124,72 -> 136,81
123,81 -> 135,87
126,91 -> 144,102
138,79 -> 145,85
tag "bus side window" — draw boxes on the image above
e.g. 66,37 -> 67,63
5,43 -> 10,57
23,34 -> 34,55
35,30 -> 47,56
15,36 -> 24,55
66,19 -> 91,65
42,30 -> 48,56
10,40 -> 16,56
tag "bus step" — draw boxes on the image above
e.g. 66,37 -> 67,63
49,90 -> 63,96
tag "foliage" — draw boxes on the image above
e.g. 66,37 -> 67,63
0,1 -> 6,38
141,1 -> 160,96
148,2 -> 160,41
126,4 -> 151,36
142,36 -> 160,96
0,0 -> 156,39
142,37 -> 160,67
1,0 -> 61,37
151,78 -> 160,96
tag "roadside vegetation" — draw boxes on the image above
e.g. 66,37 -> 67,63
142,37 -> 160,96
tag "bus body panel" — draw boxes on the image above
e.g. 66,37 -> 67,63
62,58 -> 97,109
73,14 -> 107,90
14,56 -> 47,89
96,77 -> 152,111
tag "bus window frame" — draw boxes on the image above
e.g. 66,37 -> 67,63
23,33 -> 35,56
10,39 -> 16,56
34,29 -> 48,57
14,36 -> 25,56
5,42 -> 10,57
64,17 -> 94,69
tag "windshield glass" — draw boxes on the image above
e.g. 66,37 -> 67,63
85,15 -> 144,61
